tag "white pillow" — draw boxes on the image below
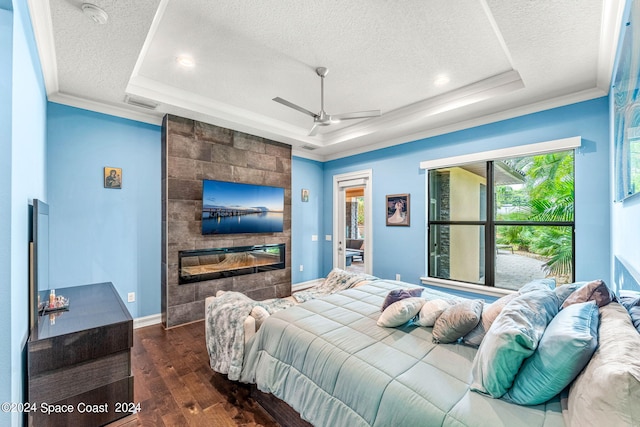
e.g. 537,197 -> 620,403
377,297 -> 425,327
415,299 -> 456,327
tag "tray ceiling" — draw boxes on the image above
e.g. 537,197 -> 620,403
28,0 -> 625,160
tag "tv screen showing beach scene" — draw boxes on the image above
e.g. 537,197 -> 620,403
202,180 -> 284,234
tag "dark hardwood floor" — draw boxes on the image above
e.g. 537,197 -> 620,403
107,321 -> 279,427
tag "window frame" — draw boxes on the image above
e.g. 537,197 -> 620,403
420,137 -> 581,295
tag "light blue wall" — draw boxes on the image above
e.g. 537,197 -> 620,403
322,97 -> 611,287
6,0 -> 47,424
47,103 -> 162,318
292,156 -> 324,283
0,5 -> 13,421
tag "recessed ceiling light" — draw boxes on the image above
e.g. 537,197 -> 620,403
434,74 -> 450,87
176,55 -> 195,68
81,3 -> 108,25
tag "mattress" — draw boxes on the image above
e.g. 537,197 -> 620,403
240,280 -> 565,427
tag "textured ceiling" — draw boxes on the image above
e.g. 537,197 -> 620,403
29,0 -> 624,160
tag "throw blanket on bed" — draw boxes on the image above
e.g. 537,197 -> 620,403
293,268 -> 377,303
206,292 -> 295,380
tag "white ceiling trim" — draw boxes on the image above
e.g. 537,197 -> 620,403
597,0 -> 627,91
323,70 -> 524,147
126,75 -> 319,145
128,0 -> 168,84
128,69 -> 524,151
49,92 -> 162,125
479,0 -> 516,69
322,86 -> 605,162
27,0 -> 58,96
291,148 -> 325,162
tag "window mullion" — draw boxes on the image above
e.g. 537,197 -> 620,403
486,161 -> 495,287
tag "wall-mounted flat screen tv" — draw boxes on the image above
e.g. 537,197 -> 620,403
202,180 -> 284,235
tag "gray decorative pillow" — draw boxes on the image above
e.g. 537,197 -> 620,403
561,279 -> 615,309
463,293 -> 518,347
432,299 -> 483,344
381,288 -> 424,312
415,298 -> 457,327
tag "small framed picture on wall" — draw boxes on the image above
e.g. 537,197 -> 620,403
104,167 -> 122,189
386,194 -> 410,226
301,189 -> 310,202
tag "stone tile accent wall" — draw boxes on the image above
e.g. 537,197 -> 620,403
162,115 -> 292,328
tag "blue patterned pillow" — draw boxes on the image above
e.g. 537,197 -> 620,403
381,288 -> 424,312
505,301 -> 599,405
629,306 -> 640,333
619,291 -> 640,333
619,290 -> 640,310
470,289 -> 559,398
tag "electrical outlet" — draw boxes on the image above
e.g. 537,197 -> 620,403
299,265 -> 304,272
395,274 -> 401,281
311,235 -> 318,241
127,292 -> 135,303
325,235 -> 332,241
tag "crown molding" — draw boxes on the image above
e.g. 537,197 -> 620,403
596,0 -> 626,91
321,86 -> 606,162
323,70 -> 524,147
27,0 -> 58,96
126,75 -> 322,144
291,149 -> 325,162
49,92 -> 163,125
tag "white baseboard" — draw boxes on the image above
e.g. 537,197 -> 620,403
292,278 -> 324,292
134,313 -> 162,329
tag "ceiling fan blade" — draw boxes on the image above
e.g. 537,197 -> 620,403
308,124 -> 320,136
273,97 -> 317,118
332,110 -> 381,121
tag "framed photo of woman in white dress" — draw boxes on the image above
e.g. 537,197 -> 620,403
386,194 -> 409,226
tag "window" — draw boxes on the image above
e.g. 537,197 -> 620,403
426,148 -> 575,291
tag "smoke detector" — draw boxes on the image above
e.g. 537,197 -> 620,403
81,3 -> 108,25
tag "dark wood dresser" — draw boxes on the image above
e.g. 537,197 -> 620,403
27,282 -> 133,427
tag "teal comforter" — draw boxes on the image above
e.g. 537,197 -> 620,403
240,280 -> 565,427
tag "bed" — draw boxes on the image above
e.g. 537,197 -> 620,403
204,273 -> 640,427
239,279 -> 565,427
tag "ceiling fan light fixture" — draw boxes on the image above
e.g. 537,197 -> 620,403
81,3 -> 108,25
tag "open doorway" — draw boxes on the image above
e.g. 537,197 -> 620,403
333,170 -> 372,275
344,187 -> 366,273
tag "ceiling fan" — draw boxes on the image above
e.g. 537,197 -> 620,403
273,67 -> 381,136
